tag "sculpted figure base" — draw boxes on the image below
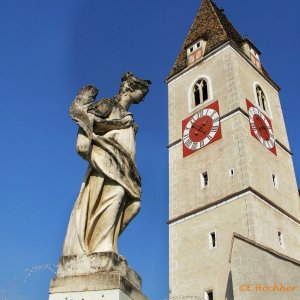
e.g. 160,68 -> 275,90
49,252 -> 147,300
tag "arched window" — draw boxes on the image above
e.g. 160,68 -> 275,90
256,85 -> 267,112
193,79 -> 208,107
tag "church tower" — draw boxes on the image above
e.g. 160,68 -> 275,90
167,1 -> 300,299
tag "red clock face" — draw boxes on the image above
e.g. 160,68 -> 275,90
182,101 -> 222,157
246,99 -> 276,155
253,114 -> 270,141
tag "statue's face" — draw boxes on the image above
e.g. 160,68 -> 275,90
130,87 -> 148,104
119,73 -> 150,105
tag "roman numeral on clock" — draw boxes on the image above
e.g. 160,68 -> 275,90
184,138 -> 192,148
211,125 -> 218,132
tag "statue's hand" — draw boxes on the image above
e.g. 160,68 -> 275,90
121,115 -> 134,127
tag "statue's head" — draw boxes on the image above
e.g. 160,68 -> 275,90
119,72 -> 151,104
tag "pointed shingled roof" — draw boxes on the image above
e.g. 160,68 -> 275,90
167,0 -> 244,80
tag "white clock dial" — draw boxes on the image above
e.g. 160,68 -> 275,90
183,108 -> 220,150
248,107 -> 275,149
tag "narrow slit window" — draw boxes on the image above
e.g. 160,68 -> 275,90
193,79 -> 209,107
278,231 -> 284,248
201,171 -> 209,188
204,290 -> 214,300
272,174 -> 278,188
230,169 -> 234,176
209,231 -> 216,249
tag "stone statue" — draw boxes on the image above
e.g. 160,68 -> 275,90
62,72 -> 151,256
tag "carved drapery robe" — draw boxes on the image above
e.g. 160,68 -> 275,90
62,99 -> 141,255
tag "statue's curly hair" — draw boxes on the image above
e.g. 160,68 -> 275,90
119,72 -> 151,95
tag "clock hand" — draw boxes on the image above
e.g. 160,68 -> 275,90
196,120 -> 207,134
256,116 -> 265,131
255,115 -> 268,132
259,125 -> 267,131
255,115 -> 270,140
192,124 -> 206,135
191,124 -> 200,136
191,124 -> 200,135
200,120 -> 207,133
194,121 -> 207,131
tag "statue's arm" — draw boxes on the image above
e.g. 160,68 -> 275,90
76,113 -> 95,160
76,128 -> 92,159
93,114 -> 134,135
76,113 -> 134,159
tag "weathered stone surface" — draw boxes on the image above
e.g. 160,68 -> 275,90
167,14 -> 300,298
49,289 -> 140,300
49,253 -> 147,300
55,252 -> 141,290
48,73 -> 151,300
64,72 -> 151,256
230,234 -> 300,300
49,273 -> 147,300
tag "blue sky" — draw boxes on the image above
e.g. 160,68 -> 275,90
0,0 -> 299,299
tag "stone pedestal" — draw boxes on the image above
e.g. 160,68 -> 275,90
49,252 -> 148,300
